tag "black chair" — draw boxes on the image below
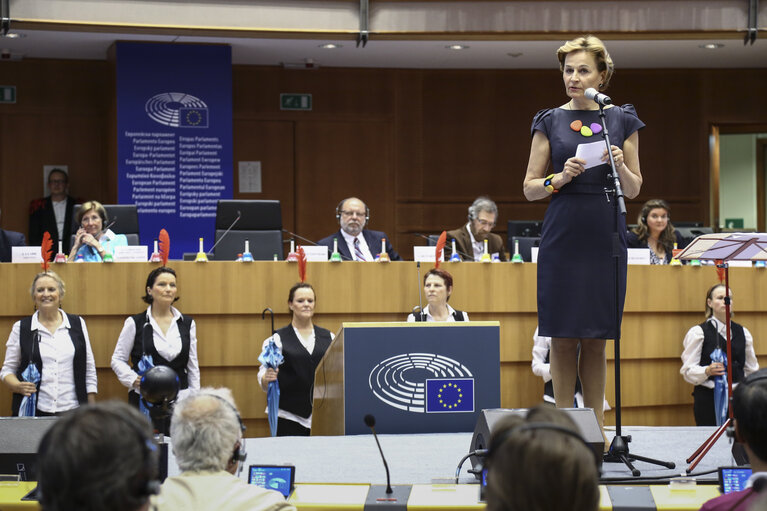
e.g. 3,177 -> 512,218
426,234 -> 440,246
213,200 -> 283,260
508,220 -> 543,239
675,226 -> 714,246
509,236 -> 541,262
71,204 -> 140,246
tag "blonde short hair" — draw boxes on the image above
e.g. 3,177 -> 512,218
30,271 -> 66,301
557,35 -> 614,90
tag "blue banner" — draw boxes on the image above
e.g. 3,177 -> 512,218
116,42 -> 232,259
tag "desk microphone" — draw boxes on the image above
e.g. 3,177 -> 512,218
207,210 -> 241,256
281,229 -> 353,261
412,233 -> 473,261
364,414 -> 392,494
362,415 -> 412,503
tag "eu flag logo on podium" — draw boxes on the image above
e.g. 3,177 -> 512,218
425,378 -> 474,413
179,107 -> 209,128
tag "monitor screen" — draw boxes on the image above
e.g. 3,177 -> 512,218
248,465 -> 295,498
719,467 -> 752,494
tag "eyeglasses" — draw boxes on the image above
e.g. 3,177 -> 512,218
476,219 -> 496,228
340,210 -> 366,218
49,179 -> 67,185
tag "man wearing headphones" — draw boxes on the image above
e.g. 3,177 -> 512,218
153,388 -> 295,511
318,197 -> 402,261
446,196 -> 507,262
37,401 -> 160,511
700,368 -> 767,511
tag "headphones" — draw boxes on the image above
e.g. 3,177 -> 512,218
726,369 -> 767,441
127,417 -> 163,497
335,198 -> 370,225
486,422 -> 601,476
208,394 -> 248,465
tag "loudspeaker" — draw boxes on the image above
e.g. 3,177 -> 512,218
469,408 -> 604,474
0,417 -> 58,481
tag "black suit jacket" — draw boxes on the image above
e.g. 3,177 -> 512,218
28,196 -> 77,257
0,228 -> 26,262
317,229 -> 402,261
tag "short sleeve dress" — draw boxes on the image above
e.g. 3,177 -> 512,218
532,105 -> 644,339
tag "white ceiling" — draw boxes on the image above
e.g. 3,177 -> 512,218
1,28 -> 766,69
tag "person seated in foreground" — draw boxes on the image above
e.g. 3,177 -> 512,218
37,401 -> 159,511
446,196 -> 507,261
699,368 -> 767,511
406,268 -> 468,322
484,405 -> 599,511
317,197 -> 401,261
153,387 -> 295,511
67,200 -> 127,261
627,199 -> 685,264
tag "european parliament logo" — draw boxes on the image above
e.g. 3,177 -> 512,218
145,92 -> 209,128
368,353 -> 475,414
425,378 -> 474,413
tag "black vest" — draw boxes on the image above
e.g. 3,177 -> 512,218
129,312 -> 192,390
698,320 -> 747,384
12,313 -> 88,416
413,309 -> 466,322
275,325 -> 333,419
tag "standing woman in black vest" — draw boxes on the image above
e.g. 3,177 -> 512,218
111,267 -> 200,408
680,283 -> 759,426
1,271 -> 97,415
258,282 -> 333,436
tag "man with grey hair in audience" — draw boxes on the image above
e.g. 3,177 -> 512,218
446,196 -> 507,261
153,388 -> 295,511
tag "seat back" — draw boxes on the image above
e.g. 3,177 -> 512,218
213,230 -> 283,261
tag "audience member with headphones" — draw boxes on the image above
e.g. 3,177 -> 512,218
700,368 -> 767,511
152,387 -> 295,511
484,405 -> 600,511
37,401 -> 160,511
627,199 -> 686,264
317,197 -> 402,261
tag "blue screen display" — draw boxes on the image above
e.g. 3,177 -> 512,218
248,465 -> 294,498
720,467 -> 752,494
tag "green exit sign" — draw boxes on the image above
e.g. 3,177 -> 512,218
0,85 -> 16,104
280,93 -> 312,111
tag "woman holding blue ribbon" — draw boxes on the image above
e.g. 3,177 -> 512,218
522,35 -> 644,437
111,267 -> 200,409
1,271 -> 97,416
680,284 -> 759,426
67,200 -> 127,261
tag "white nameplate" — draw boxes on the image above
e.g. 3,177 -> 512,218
728,260 -> 753,268
300,245 -> 328,262
531,247 -> 539,263
114,245 -> 148,262
628,248 -> 651,265
413,246 -> 444,263
12,246 -> 44,263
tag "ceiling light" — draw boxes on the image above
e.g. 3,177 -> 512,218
446,44 -> 469,51
319,43 -> 341,49
699,43 -> 724,49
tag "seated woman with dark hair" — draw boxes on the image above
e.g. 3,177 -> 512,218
1,271 -> 97,415
627,199 -> 685,264
68,200 -> 127,261
485,405 -> 600,511
111,267 -> 200,408
406,268 -> 469,322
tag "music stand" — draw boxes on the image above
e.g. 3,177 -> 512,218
676,233 -> 767,472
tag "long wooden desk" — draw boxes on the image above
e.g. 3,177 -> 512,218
0,262 -> 765,433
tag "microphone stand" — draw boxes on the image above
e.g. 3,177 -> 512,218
596,103 -> 675,475
207,210 -> 241,256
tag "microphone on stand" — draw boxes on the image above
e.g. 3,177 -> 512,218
364,414 -> 392,494
362,414 -> 411,503
585,88 -> 612,107
414,261 -> 424,320
413,233 -> 473,261
207,210 -> 241,256
281,228 -> 353,261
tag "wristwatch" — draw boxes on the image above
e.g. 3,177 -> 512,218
544,174 -> 559,194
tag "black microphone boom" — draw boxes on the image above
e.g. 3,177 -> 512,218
585,88 -> 612,106
364,414 -> 393,494
207,210 -> 242,256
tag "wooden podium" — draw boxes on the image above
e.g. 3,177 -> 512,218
311,322 -> 501,436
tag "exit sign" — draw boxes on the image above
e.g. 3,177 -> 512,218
280,93 -> 312,111
0,85 -> 16,104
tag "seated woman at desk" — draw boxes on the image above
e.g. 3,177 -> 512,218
68,200 -> 127,261
1,271 -> 97,415
407,268 -> 469,322
680,283 -> 759,426
258,282 -> 333,436
627,199 -> 685,264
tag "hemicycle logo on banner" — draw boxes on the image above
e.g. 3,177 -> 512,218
368,353 -> 475,414
145,92 -> 209,128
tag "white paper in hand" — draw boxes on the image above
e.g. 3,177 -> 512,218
575,140 -> 606,169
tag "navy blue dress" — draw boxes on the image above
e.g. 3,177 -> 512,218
532,106 -> 644,339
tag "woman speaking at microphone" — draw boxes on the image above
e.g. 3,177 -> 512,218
522,35 -> 644,438
407,268 -> 469,322
68,200 -> 128,261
